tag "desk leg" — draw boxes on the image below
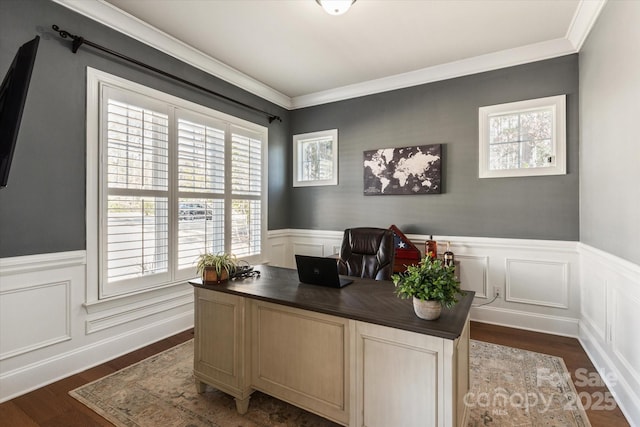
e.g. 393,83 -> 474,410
235,395 -> 251,414
195,377 -> 253,415
195,379 -> 207,394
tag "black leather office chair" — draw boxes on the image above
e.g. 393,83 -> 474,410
337,227 -> 395,280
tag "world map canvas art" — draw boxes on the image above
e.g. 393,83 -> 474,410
363,144 -> 442,195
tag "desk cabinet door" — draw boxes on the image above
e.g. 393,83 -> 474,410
250,301 -> 350,425
194,288 -> 248,397
354,321 -> 451,427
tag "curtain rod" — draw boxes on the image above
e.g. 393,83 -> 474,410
51,25 -> 282,124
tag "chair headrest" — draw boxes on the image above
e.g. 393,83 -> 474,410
347,228 -> 388,255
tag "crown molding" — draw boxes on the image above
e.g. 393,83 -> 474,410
51,0 -> 605,111
566,0 -> 607,51
294,0 -> 605,108
291,38 -> 577,108
50,0 -> 292,109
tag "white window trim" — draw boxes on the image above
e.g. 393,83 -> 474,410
86,67 -> 267,305
478,95 -> 566,178
292,129 -> 338,187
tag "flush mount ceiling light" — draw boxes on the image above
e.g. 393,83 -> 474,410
316,0 -> 357,16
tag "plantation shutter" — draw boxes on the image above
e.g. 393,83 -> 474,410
230,127 -> 262,257
102,88 -> 170,295
176,114 -> 226,271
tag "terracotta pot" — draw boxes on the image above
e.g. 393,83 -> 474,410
202,266 -> 229,284
412,297 -> 442,320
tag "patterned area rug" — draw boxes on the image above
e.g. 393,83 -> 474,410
70,339 -> 591,427
466,340 -> 591,427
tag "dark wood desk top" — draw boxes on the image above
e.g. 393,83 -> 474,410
190,265 -> 474,340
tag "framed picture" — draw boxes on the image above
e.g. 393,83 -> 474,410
363,144 -> 441,195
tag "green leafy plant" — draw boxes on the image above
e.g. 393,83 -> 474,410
392,256 -> 463,308
196,252 -> 238,277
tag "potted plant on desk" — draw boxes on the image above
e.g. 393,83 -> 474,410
196,252 -> 237,284
392,255 -> 463,320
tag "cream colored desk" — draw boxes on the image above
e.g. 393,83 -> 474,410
190,265 -> 473,427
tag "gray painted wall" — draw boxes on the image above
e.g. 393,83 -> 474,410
290,56 -> 579,240
580,1 -> 640,265
0,0 -> 290,258
0,1 -> 582,259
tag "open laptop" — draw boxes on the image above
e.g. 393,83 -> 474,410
295,255 -> 353,288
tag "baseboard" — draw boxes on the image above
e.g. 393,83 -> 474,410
470,305 -> 579,337
0,311 -> 193,403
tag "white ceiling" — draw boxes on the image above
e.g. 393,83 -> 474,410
54,0 -> 605,109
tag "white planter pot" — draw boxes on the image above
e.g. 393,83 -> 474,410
412,297 -> 442,320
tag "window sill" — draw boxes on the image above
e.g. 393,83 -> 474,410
84,280 -> 193,315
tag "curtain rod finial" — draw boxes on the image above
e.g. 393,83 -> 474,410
52,25 -> 84,53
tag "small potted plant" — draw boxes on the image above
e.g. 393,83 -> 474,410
196,252 -> 238,284
392,255 -> 463,320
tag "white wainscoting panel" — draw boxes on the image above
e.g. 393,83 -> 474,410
264,229 -> 289,267
0,250 -> 194,403
580,269 -> 607,341
0,281 -> 71,360
331,244 -> 342,257
579,244 -> 640,426
505,258 -> 569,308
457,255 -> 489,299
611,286 -> 640,387
268,229 -> 344,269
269,242 -> 287,269
292,243 -> 325,258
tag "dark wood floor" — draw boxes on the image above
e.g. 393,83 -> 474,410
0,323 -> 630,426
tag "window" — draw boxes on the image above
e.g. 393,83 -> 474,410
479,95 -> 566,178
87,68 -> 266,299
293,129 -> 338,187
